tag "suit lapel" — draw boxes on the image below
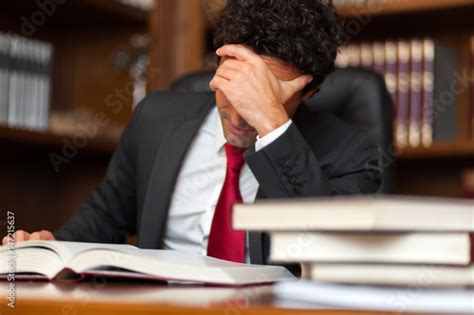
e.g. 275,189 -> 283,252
139,95 -> 214,249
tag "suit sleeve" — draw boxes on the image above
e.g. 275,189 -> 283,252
244,123 -> 381,198
53,102 -> 145,243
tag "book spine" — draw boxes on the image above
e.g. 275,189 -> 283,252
409,40 -> 423,148
32,38 -> 42,131
17,37 -> 26,129
421,39 -> 434,147
347,44 -> 361,67
335,45 -> 350,68
384,41 -> 398,123
31,38 -> 40,130
7,36 -> 18,128
372,42 -> 385,75
0,33 -> 9,126
40,41 -> 52,131
396,40 -> 410,148
432,41 -> 458,141
24,38 -> 34,130
360,43 -> 373,69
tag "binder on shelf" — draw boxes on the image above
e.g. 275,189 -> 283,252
0,33 -> 10,125
1,32 -> 52,132
396,40 -> 410,148
409,39 -> 423,148
421,39 -> 435,147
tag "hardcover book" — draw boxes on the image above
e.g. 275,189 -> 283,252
0,241 -> 295,286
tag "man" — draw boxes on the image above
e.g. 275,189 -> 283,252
3,0 -> 381,272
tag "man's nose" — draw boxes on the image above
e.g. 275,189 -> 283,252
229,107 -> 248,127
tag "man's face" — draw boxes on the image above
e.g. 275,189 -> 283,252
215,55 -> 309,148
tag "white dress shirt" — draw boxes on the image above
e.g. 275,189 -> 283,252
163,105 -> 291,262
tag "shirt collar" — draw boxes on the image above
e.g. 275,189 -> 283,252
214,106 -> 227,153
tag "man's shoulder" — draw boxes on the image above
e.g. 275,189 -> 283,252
295,105 -> 372,145
317,112 -> 366,139
137,91 -> 214,118
294,106 -> 378,167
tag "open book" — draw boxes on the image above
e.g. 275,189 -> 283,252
0,241 -> 296,286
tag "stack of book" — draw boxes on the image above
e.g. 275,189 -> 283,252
336,39 -> 459,149
0,32 -> 53,131
233,196 -> 474,287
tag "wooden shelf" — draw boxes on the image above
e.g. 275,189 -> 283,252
0,0 -> 148,28
0,125 -> 118,155
396,141 -> 474,160
338,0 -> 474,18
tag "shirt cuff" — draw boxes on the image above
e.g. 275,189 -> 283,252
255,119 -> 293,152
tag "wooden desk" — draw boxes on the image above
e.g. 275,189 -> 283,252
0,281 -> 436,315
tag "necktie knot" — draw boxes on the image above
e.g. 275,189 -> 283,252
224,143 -> 246,172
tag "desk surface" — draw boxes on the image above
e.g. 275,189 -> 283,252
0,281 -> 437,315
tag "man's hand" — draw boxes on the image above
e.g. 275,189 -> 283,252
2,230 -> 55,245
209,44 -> 313,137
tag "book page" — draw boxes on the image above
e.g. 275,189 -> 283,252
0,240 -> 137,279
1,240 -> 137,263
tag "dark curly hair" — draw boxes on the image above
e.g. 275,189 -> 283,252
213,0 -> 344,94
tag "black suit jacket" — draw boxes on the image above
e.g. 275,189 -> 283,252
54,91 -> 381,270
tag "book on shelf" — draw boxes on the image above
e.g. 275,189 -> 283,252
421,39 -> 434,147
431,40 -> 458,142
396,40 -> 410,148
233,196 -> 474,232
0,34 -> 8,126
409,39 -> 423,148
0,32 -> 52,131
383,41 -> 398,107
336,38 -> 459,148
0,240 -> 295,286
269,232 -> 470,265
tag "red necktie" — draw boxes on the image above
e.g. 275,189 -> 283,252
207,143 -> 246,263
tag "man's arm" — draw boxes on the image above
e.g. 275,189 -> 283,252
210,44 -> 381,197
53,102 -> 145,243
245,122 -> 381,198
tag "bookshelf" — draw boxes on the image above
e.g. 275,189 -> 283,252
337,0 -> 474,18
1,0 -> 472,237
397,141 -> 474,160
148,0 -> 474,198
0,0 -> 148,233
0,0 -> 148,27
0,125 -> 118,155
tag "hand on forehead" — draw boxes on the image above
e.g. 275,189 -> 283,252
216,44 -> 304,82
216,44 -> 259,62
